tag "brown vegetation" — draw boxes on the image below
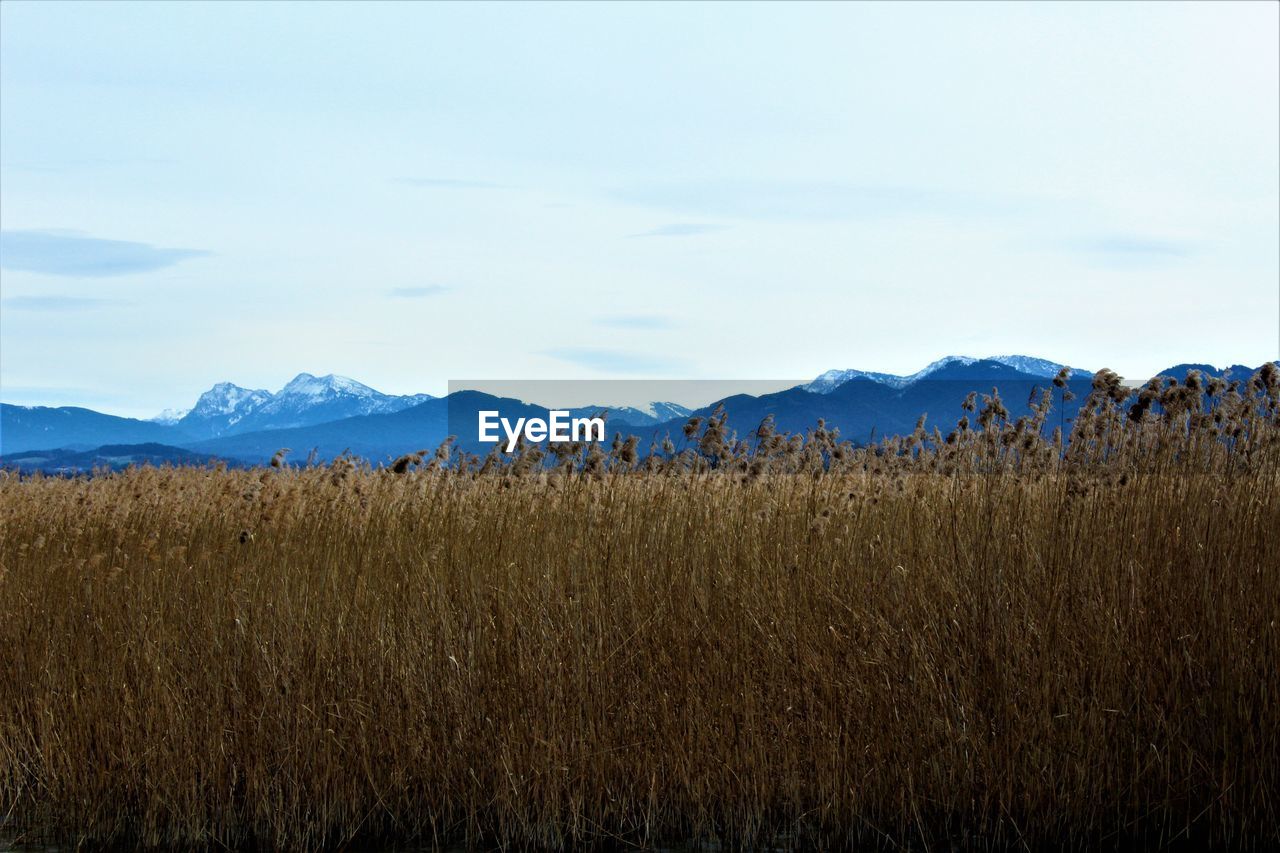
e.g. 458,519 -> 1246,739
2,367 -> 1278,850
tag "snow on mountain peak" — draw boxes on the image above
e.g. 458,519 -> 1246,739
160,373 -> 435,439
809,355 -> 1080,393
986,355 -> 1073,378
914,355 -> 976,375
808,367 -> 908,392
645,401 -> 694,421
189,382 -> 272,417
149,408 -> 191,425
278,373 -> 379,400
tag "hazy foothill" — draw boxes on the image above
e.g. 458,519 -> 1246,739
1,355 -> 1260,468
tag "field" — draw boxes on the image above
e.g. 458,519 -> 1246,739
2,369 -> 1278,850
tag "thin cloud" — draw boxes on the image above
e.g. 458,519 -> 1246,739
5,156 -> 175,174
389,285 -> 450,298
0,230 -> 208,277
629,223 -> 726,238
595,314 -> 677,330
1072,236 -> 1192,257
1066,235 -> 1194,268
396,177 -> 502,189
543,347 -> 688,375
612,181 -> 1018,222
2,295 -> 131,311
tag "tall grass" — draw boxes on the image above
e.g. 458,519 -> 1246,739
2,367 -> 1278,850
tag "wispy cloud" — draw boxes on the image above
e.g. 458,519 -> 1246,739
396,177 -> 501,189
389,285 -> 450,298
595,314 -> 677,330
543,347 -> 688,375
630,223 -> 726,238
2,295 -> 131,311
1072,235 -> 1192,256
1065,235 -> 1194,268
3,156 -> 175,174
612,181 -> 1016,222
0,230 -> 208,277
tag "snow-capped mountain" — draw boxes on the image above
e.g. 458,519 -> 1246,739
175,374 -> 434,439
177,383 -> 273,438
233,373 -> 432,433
643,401 -> 695,422
564,401 -> 695,428
606,401 -> 695,427
148,408 -> 191,425
191,382 -> 273,417
808,355 -> 1087,393
978,355 -> 1080,379
268,373 -> 387,406
807,368 -> 911,393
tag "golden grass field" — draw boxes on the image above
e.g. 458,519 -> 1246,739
2,368 -> 1278,850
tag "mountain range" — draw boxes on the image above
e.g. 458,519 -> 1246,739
167,373 -> 436,439
1,357 -> 1269,470
806,355 -> 1088,392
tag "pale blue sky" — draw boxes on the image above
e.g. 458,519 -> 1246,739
1,0 -> 1276,417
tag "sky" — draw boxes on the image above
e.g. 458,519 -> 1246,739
1,0 -> 1277,418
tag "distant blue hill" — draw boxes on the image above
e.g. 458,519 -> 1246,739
0,405 -> 192,454
184,394 -> 465,463
187,360 -> 1099,464
630,359 -> 1097,449
1154,364 -> 1258,383
184,391 -> 661,464
0,443 -> 238,474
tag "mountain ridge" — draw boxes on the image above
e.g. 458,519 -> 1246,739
3,359 -> 1271,460
807,354 -> 1091,393
174,373 -> 435,439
